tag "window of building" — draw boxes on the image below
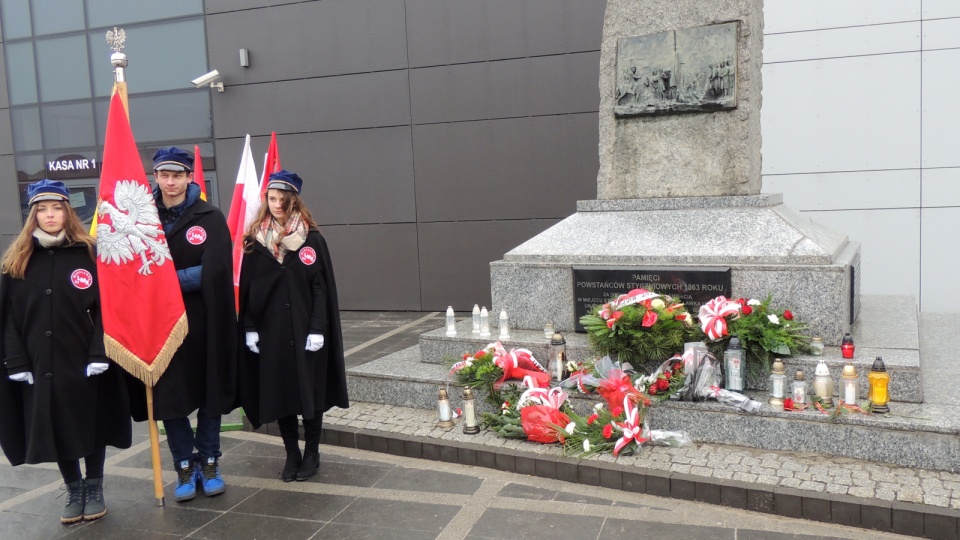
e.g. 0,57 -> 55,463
2,0 -> 217,226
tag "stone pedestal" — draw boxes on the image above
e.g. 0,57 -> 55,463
490,194 -> 860,345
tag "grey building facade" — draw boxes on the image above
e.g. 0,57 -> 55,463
0,0 -> 604,310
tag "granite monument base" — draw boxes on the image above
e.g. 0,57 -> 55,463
489,194 -> 860,346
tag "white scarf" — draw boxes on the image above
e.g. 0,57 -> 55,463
32,229 -> 66,248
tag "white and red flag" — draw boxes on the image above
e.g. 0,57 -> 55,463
226,134 -> 261,308
95,92 -> 187,385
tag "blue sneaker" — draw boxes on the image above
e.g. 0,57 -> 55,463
198,457 -> 225,496
173,460 -> 197,502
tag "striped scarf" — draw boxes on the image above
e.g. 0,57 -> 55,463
256,212 -> 307,263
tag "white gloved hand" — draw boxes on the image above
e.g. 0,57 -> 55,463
245,331 -> 260,354
86,362 -> 109,377
305,334 -> 324,352
9,372 -> 33,385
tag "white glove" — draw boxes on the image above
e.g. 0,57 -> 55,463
305,334 -> 324,352
245,331 -> 260,354
86,362 -> 109,377
9,372 -> 33,385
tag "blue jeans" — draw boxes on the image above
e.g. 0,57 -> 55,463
163,406 -> 222,464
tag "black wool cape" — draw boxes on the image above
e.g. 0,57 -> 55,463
0,241 -> 132,465
238,229 -> 349,427
128,200 -> 238,421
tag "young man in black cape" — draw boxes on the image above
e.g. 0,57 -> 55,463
131,147 -> 237,502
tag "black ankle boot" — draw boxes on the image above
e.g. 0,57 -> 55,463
295,450 -> 319,481
281,448 -> 301,482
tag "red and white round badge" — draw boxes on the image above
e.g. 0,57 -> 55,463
186,226 -> 207,245
70,269 -> 93,290
299,247 -> 317,265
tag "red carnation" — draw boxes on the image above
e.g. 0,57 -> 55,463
602,424 -> 614,438
741,305 -> 753,315
664,370 -> 672,379
612,406 -> 623,417
783,398 -> 794,411
657,378 -> 670,391
648,386 -> 657,395
587,413 -> 599,425
675,313 -> 686,321
737,298 -> 746,305
783,310 -> 794,320
474,350 -> 486,359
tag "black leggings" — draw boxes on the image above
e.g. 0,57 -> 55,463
277,414 -> 323,450
57,446 -> 106,484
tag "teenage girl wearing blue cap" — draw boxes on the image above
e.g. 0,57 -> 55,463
238,170 -> 349,482
0,180 -> 131,524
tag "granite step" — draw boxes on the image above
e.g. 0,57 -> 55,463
417,295 -> 922,403
346,342 -> 956,473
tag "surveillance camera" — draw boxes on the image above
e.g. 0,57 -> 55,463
191,70 -> 220,88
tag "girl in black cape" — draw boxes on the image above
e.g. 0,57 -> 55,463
238,170 -> 349,482
0,180 -> 131,524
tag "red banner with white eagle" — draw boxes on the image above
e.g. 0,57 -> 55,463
95,92 -> 187,385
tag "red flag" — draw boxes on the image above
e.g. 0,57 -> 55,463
95,92 -> 187,386
258,131 -> 281,197
226,134 -> 261,309
193,145 -> 208,202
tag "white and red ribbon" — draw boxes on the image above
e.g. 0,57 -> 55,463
518,384 -> 569,410
448,358 -> 473,377
611,288 -> 660,310
612,396 -> 647,456
698,296 -> 740,340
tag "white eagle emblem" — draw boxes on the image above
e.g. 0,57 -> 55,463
96,180 -> 172,276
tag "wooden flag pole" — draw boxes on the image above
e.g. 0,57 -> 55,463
107,27 -> 166,507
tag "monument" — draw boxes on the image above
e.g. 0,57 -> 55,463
490,0 -> 860,344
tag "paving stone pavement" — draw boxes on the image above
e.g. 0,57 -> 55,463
324,402 -> 960,509
0,429 -> 917,539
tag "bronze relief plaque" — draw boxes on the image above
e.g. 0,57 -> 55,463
615,22 -> 739,116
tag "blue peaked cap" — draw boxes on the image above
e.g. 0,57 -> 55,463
27,179 -> 70,205
266,170 -> 303,194
152,146 -> 193,172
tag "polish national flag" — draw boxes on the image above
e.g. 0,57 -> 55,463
225,134 -> 261,309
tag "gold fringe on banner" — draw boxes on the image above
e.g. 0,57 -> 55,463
104,314 -> 188,387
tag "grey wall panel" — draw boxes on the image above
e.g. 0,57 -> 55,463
212,70 -> 411,138
206,0 -> 310,14
0,155 -> 21,234
410,52 -> 600,124
0,109 -> 14,155
206,0 -> 407,85
413,113 -> 598,222
406,0 -> 606,67
215,127 -> 416,225
417,218 -> 560,310
320,223 -> 422,310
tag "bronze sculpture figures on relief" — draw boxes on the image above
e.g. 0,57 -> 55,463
615,22 -> 739,117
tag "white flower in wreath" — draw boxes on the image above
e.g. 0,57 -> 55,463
748,299 -> 762,306
767,314 -> 780,325
650,298 -> 665,310
583,439 -> 591,452
594,402 -> 605,412
564,422 -> 576,435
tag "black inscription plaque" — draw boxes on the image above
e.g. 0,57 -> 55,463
573,266 -> 731,332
